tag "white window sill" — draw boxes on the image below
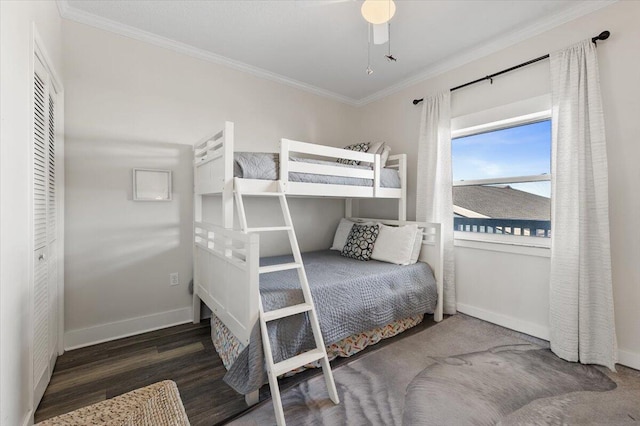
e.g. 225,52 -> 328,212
454,231 -> 551,258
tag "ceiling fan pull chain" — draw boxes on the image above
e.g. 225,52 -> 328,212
386,22 -> 397,62
385,0 -> 396,63
388,22 -> 391,56
366,23 -> 374,75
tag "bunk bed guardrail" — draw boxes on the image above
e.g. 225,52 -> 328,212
193,122 -> 233,194
281,138 -> 379,189
193,221 -> 259,345
280,138 -> 405,200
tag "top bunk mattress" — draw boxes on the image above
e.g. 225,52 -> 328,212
234,152 -> 401,188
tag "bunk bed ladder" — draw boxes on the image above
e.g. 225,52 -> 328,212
234,178 -> 340,426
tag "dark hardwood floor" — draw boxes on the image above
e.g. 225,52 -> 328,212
35,315 -> 440,425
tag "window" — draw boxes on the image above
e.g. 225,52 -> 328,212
452,118 -> 551,238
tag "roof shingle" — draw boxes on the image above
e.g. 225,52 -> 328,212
453,186 -> 550,220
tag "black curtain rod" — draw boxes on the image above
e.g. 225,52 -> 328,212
412,30 -> 611,105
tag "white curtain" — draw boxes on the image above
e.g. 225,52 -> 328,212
416,91 -> 456,314
549,40 -> 617,369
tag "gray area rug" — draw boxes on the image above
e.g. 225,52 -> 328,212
229,315 -> 640,425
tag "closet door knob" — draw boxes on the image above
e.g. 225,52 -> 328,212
39,253 -> 45,261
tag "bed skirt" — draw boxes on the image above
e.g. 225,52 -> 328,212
211,313 -> 424,378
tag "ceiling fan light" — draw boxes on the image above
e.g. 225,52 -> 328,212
361,0 -> 396,25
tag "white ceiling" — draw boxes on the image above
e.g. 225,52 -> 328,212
60,0 -> 612,105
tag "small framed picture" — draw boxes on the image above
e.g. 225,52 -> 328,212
133,169 -> 172,201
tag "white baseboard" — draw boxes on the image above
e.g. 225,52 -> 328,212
618,348 -> 640,371
457,303 -> 640,371
457,303 -> 550,341
64,307 -> 193,350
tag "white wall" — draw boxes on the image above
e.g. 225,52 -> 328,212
63,140 -> 195,348
0,2 -> 63,424
454,242 -> 552,340
356,1 -> 640,369
62,20 -> 359,348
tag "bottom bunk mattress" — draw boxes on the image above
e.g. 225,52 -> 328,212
218,250 -> 438,394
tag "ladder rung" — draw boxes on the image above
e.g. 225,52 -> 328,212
238,192 -> 284,197
245,226 -> 292,233
272,348 -> 325,376
259,262 -> 302,274
262,303 -> 312,322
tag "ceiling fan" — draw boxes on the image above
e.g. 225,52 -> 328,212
295,0 -> 395,45
295,0 -> 397,73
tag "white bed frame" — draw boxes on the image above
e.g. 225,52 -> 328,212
191,122 -> 443,399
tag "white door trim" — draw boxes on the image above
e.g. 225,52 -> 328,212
30,23 -> 65,414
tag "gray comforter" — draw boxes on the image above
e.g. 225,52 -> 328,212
224,250 -> 437,394
233,152 -> 401,188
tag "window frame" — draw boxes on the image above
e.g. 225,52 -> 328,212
451,99 -> 552,249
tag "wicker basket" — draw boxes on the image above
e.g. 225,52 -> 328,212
36,380 -> 190,426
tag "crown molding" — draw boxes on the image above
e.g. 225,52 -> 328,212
58,0 -> 616,108
56,0 -> 360,106
355,0 -> 617,106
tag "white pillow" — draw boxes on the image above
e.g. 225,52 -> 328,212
330,218 -> 354,250
371,223 -> 419,265
379,143 -> 391,167
331,218 -> 375,251
409,228 -> 423,264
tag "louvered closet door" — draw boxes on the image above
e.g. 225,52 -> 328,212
47,89 -> 59,368
33,56 -> 58,404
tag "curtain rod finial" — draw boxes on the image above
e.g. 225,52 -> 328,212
592,30 -> 610,44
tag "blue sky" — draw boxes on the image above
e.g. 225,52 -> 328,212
452,120 -> 551,197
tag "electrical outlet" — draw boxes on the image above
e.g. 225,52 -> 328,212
169,272 -> 179,286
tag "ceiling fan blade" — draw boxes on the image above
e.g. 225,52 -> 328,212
372,23 -> 389,45
294,0 -> 354,8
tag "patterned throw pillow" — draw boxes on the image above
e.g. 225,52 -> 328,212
341,223 -> 380,261
337,142 -> 369,166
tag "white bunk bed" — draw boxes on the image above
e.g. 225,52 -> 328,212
191,122 -> 444,414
